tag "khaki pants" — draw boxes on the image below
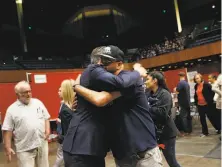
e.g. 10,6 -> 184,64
115,146 -> 163,167
53,143 -> 64,167
17,140 -> 49,167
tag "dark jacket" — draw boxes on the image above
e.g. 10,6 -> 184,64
109,71 -> 157,159
59,104 -> 73,137
146,88 -> 177,140
63,64 -> 140,157
194,82 -> 215,106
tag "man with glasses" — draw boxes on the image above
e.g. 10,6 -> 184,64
2,81 -> 50,167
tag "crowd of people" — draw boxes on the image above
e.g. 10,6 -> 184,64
138,35 -> 186,59
173,72 -> 221,138
1,45 -> 221,167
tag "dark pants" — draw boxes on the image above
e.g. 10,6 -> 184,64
198,105 -> 210,135
162,138 -> 181,167
215,108 -> 221,130
207,103 -> 221,131
63,152 -> 105,167
179,106 -> 191,133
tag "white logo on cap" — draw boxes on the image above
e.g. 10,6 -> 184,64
104,47 -> 111,54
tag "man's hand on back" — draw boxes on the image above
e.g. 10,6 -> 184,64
75,74 -> 81,85
133,64 -> 147,78
133,63 -> 142,69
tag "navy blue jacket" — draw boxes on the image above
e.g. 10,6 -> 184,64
63,64 -> 140,157
108,71 -> 157,159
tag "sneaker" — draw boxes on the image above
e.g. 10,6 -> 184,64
200,134 -> 208,137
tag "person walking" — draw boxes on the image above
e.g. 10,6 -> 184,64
174,72 -> 191,135
146,71 -> 181,167
194,73 -> 215,137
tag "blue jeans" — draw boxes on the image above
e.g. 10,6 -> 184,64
179,106 -> 190,133
162,138 -> 181,167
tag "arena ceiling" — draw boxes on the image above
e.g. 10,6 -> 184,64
0,0 -> 220,55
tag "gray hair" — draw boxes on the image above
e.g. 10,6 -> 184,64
90,55 -> 101,64
14,80 -> 30,93
90,46 -> 106,64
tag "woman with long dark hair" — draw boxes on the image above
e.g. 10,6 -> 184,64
146,71 -> 181,167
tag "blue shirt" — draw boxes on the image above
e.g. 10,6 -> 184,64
63,64 -> 140,157
176,80 -> 190,108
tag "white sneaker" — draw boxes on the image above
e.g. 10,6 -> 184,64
200,134 -> 207,137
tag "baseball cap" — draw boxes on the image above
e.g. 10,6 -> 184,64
93,45 -> 124,62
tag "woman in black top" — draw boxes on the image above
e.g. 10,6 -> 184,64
194,73 -> 216,137
146,71 -> 181,167
59,79 -> 76,143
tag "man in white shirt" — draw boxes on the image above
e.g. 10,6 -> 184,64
208,74 -> 221,134
2,80 -> 50,167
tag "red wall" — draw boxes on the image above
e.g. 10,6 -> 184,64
0,83 -> 17,124
164,68 -> 187,92
30,72 -> 81,120
0,72 -> 81,123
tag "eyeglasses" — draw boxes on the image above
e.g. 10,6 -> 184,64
19,90 -> 32,95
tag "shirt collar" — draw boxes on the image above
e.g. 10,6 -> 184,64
16,99 -> 32,106
151,87 -> 162,97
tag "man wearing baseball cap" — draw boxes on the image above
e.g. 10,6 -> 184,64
62,45 -> 147,167
69,45 -> 163,167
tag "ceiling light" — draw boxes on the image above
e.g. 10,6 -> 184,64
162,66 -> 165,68
3,63 -> 5,65
168,66 -> 171,68
208,59 -> 212,61
198,59 -> 201,61
212,5 -> 215,8
16,0 -> 22,4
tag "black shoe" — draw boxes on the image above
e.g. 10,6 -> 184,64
216,130 -> 221,134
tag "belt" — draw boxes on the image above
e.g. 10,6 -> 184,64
137,148 -> 149,159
